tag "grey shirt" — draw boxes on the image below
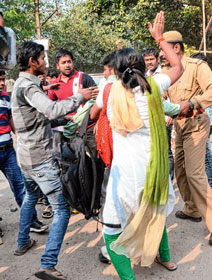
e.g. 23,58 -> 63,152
11,72 -> 84,170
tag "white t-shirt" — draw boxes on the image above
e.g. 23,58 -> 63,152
96,74 -> 171,109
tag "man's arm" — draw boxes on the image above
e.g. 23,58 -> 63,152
190,62 -> 212,109
9,116 -> 17,136
163,100 -> 180,116
25,85 -> 91,120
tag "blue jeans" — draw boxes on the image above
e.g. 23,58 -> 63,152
0,146 -> 37,223
18,160 -> 70,269
205,126 -> 212,188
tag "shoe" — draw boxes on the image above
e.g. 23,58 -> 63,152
30,221 -> 48,233
99,252 -> 111,264
175,210 -> 202,222
209,233 -> 212,246
14,239 -> 36,256
35,268 -> 67,280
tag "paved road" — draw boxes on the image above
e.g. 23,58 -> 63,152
0,172 -> 212,280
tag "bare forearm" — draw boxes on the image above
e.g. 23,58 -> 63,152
9,117 -> 17,135
90,103 -> 101,121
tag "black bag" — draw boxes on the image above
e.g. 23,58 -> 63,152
61,110 -> 105,220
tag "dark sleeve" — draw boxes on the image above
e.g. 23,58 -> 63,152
50,118 -> 69,128
81,73 -> 96,88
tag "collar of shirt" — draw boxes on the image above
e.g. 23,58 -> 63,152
56,69 -> 79,83
19,72 -> 42,87
146,64 -> 162,77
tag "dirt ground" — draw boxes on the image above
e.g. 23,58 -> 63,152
0,173 -> 212,280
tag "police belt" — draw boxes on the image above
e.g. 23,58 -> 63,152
177,108 -> 205,120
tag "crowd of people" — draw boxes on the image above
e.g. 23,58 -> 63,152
0,9 -> 212,280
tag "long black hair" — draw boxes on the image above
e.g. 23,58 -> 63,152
114,48 -> 151,93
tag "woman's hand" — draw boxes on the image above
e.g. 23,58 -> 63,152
148,11 -> 164,41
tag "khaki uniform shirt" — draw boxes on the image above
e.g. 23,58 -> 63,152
167,55 -> 212,109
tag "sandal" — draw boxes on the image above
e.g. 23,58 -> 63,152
14,239 -> 36,256
42,205 -> 54,219
35,268 -> 67,280
154,256 -> 178,271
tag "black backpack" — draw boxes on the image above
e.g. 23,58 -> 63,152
61,109 -> 105,220
61,109 -> 121,228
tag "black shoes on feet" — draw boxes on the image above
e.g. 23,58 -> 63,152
30,221 -> 48,233
99,253 -> 110,264
175,210 -> 202,222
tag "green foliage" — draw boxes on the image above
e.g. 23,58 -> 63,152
44,3 -> 128,72
1,0 -> 211,74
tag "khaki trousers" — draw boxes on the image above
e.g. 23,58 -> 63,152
174,113 -> 212,232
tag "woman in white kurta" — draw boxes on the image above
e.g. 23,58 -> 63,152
90,11 -> 183,279
96,74 -> 175,236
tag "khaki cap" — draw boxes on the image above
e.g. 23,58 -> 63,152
163,31 -> 183,43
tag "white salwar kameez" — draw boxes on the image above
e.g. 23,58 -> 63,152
96,74 -> 175,235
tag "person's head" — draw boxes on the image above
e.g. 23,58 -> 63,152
190,52 -> 207,62
143,48 -> 159,72
46,68 -> 58,83
55,49 -> 74,77
0,11 -> 5,27
0,71 -> 5,93
114,48 -> 151,93
159,31 -> 184,63
17,41 -> 45,76
102,51 -> 116,79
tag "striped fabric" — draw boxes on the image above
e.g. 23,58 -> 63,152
0,91 -> 11,146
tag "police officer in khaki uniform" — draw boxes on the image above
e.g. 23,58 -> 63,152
159,31 -> 212,246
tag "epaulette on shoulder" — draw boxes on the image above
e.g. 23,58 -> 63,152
188,57 -> 204,65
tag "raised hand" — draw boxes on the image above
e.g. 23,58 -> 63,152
148,11 -> 165,40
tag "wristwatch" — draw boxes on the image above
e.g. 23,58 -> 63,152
188,100 -> 194,110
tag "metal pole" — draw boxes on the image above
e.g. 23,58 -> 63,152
202,0 -> 206,55
34,0 -> 41,39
